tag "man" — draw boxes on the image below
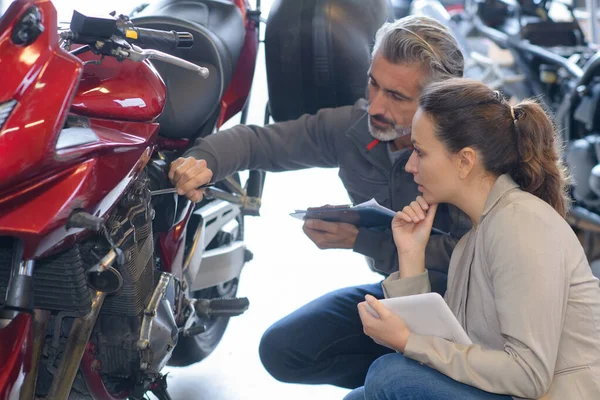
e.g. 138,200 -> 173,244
169,16 -> 470,389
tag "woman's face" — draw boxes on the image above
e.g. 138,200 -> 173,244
405,108 -> 460,204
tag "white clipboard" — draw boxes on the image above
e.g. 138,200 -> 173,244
365,292 -> 472,345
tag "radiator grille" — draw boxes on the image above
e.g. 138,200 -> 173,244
0,241 -> 92,315
0,238 -> 13,306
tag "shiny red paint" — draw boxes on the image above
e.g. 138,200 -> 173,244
157,137 -> 190,151
0,0 -> 63,102
0,313 -> 33,399
217,3 -> 259,128
0,4 -> 83,193
80,344 -> 128,400
0,119 -> 157,259
71,54 -> 166,122
158,201 -> 194,278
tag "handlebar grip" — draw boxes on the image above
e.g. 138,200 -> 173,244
126,27 -> 194,50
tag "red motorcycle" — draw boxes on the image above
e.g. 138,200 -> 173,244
0,0 -> 262,398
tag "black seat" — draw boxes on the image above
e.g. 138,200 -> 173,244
520,21 -> 586,47
132,0 -> 246,139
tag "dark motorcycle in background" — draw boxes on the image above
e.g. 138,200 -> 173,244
414,0 -> 600,275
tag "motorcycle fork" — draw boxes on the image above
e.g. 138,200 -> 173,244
46,290 -> 107,400
19,309 -> 50,400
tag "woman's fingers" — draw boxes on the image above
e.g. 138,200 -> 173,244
402,205 -> 419,222
416,196 -> 429,211
410,201 -> 426,220
394,211 -> 414,225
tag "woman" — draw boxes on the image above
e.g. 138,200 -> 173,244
345,78 -> 600,399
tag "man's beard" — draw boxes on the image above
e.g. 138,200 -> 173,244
368,115 -> 411,142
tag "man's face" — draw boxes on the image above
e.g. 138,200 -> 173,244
367,52 -> 427,142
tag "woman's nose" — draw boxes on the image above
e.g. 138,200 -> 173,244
405,150 -> 417,174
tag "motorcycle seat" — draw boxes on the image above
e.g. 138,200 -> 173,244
520,21 -> 585,47
132,0 -> 246,139
134,0 -> 245,80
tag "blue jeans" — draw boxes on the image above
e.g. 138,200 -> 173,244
258,275 -> 447,389
343,353 -> 513,400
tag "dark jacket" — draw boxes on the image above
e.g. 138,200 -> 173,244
185,99 -> 471,275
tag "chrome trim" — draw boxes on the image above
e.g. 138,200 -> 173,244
55,127 -> 100,150
137,272 -> 178,373
0,100 -> 17,130
17,260 -> 35,276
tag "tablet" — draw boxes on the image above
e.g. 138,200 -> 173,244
365,292 -> 472,345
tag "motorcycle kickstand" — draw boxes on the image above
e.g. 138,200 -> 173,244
150,374 -> 172,400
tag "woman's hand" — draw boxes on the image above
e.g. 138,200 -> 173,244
358,294 -> 411,353
392,197 -> 438,255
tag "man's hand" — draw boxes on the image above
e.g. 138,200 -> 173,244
302,219 -> 359,249
358,294 -> 411,353
168,157 -> 213,203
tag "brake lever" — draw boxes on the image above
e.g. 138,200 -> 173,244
126,43 -> 209,78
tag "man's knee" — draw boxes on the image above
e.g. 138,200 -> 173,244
258,322 -> 298,382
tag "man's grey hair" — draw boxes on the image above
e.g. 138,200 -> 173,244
372,16 -> 464,84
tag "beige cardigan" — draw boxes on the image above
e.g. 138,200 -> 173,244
382,174 -> 600,400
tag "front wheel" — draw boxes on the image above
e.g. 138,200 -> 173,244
169,278 -> 239,366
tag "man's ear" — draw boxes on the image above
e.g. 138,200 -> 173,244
456,147 -> 477,179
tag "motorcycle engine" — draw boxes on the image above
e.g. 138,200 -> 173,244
566,134 -> 600,209
89,174 -> 178,381
13,172 -> 181,397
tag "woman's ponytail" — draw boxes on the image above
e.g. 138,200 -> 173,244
510,101 -> 571,217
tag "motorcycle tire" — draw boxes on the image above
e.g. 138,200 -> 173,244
168,278 -> 240,366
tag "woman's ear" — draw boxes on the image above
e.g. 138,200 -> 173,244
456,147 -> 477,179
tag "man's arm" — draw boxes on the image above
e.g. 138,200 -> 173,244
183,104 -> 357,183
353,204 -> 471,276
353,229 -> 456,276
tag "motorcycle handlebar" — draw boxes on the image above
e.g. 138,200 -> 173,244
127,27 -> 194,50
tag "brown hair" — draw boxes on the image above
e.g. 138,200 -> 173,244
419,78 -> 571,217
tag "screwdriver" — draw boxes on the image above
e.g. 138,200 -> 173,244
150,183 -> 214,196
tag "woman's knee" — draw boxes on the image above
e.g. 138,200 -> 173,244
364,354 -> 428,399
